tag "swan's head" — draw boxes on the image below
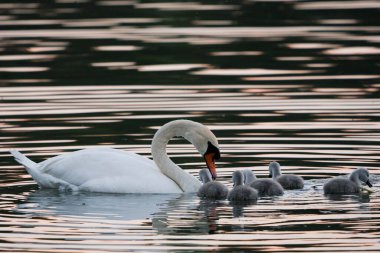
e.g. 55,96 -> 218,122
182,121 -> 220,180
153,119 -> 220,180
268,161 -> 281,178
354,167 -> 372,187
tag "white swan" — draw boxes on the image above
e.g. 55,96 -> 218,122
9,120 -> 221,194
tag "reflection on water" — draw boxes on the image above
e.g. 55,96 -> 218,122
2,183 -> 379,252
1,0 -> 380,252
19,190 -> 179,220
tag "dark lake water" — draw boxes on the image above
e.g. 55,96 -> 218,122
1,0 -> 380,252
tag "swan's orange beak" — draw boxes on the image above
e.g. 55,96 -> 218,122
204,152 -> 218,180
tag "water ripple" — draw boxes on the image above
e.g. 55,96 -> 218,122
1,0 -> 380,252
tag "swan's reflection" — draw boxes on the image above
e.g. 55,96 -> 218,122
22,186 -> 367,236
18,189 -> 229,234
17,189 -> 181,220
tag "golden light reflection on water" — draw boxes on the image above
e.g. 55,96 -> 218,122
0,67 -> 49,72
244,75 -> 380,81
28,46 -> 66,52
284,43 -> 340,49
323,46 -> 380,55
0,54 -> 57,61
295,0 -> 380,10
94,45 -> 143,51
91,62 -> 135,69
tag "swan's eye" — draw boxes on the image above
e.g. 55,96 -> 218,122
206,141 -> 220,160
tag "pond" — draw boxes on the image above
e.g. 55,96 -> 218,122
1,0 -> 380,252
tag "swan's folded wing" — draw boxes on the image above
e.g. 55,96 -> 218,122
79,174 -> 182,193
38,148 -> 157,186
35,148 -> 182,193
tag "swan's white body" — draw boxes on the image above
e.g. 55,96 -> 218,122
10,120 -> 220,194
15,148 -> 183,193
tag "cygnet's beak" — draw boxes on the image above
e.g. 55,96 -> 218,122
366,180 -> 373,187
204,152 -> 217,180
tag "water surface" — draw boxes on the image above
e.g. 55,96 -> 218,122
1,0 -> 380,252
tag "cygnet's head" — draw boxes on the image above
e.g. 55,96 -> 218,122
351,167 -> 372,187
199,168 -> 213,184
242,169 -> 256,185
232,170 -> 245,187
268,161 -> 281,178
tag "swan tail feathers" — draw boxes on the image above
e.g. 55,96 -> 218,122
10,149 -> 38,170
9,149 -> 78,191
9,149 -> 42,182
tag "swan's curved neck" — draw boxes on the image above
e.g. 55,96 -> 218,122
349,170 -> 361,185
151,122 -> 202,192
